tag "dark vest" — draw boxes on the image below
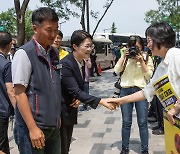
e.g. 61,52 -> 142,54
0,53 -> 12,118
15,40 -> 61,128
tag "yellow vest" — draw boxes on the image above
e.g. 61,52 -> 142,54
59,48 -> 69,60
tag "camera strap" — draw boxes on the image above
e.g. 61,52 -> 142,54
117,57 -> 128,82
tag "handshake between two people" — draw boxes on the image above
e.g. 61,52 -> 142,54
99,98 -> 122,110
70,98 -> 122,111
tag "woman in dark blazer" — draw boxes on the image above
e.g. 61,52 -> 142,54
60,30 -> 116,154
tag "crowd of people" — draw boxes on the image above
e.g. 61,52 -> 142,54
0,6 -> 180,154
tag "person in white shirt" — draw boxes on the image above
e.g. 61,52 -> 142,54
109,22 -> 180,129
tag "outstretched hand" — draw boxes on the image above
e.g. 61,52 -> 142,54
99,98 -> 118,110
106,97 -> 123,106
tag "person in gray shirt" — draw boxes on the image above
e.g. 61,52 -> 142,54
12,7 -> 61,154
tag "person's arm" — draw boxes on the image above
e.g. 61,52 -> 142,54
12,49 -> 45,149
5,83 -> 16,108
14,84 -> 45,149
108,90 -> 146,106
61,61 -> 115,110
114,49 -> 129,74
3,63 -> 16,108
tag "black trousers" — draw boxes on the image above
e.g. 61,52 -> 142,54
0,117 -> 10,154
60,125 -> 74,154
90,61 -> 98,76
151,96 -> 164,128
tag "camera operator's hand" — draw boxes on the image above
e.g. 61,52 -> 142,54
122,48 -> 130,58
135,53 -> 144,63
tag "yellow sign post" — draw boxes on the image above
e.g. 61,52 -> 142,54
163,110 -> 180,154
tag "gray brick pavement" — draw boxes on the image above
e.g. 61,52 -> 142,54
8,69 -> 165,154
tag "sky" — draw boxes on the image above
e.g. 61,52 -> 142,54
0,0 -> 159,37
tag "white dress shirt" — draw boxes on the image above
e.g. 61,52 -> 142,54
143,48 -> 180,115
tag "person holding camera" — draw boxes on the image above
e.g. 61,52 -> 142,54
114,35 -> 154,154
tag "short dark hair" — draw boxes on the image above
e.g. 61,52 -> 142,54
71,30 -> 93,48
0,31 -> 12,49
145,22 -> 175,49
57,30 -> 63,38
32,7 -> 59,26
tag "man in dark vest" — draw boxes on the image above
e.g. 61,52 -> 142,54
12,7 -> 61,154
0,31 -> 16,154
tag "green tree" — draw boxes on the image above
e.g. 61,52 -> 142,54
111,22 -> 117,33
145,0 -> 180,31
0,8 -> 17,34
40,0 -> 81,20
41,0 -> 114,35
0,8 -> 33,42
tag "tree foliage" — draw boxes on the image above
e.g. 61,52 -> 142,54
0,0 -> 114,46
145,0 -> 180,31
111,22 -> 116,33
41,0 -> 114,35
0,8 -> 33,41
40,0 -> 81,20
0,8 -> 17,35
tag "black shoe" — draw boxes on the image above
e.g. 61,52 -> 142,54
147,116 -> 157,122
152,128 -> 164,135
141,151 -> 149,154
120,148 -> 129,154
151,125 -> 159,130
97,74 -> 101,76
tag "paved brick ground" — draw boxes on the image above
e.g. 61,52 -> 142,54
9,69 -> 165,154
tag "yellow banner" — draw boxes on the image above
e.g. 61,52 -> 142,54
153,75 -> 178,110
163,110 -> 180,154
153,75 -> 180,152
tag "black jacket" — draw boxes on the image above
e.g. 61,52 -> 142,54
60,53 -> 100,126
0,53 -> 13,118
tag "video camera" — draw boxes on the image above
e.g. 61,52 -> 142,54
128,36 -> 140,58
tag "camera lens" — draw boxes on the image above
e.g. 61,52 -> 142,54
129,46 -> 139,58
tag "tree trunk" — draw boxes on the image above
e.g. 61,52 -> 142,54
92,0 -> 114,37
86,0 -> 90,33
16,13 -> 25,46
80,0 -> 86,31
14,0 -> 30,47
